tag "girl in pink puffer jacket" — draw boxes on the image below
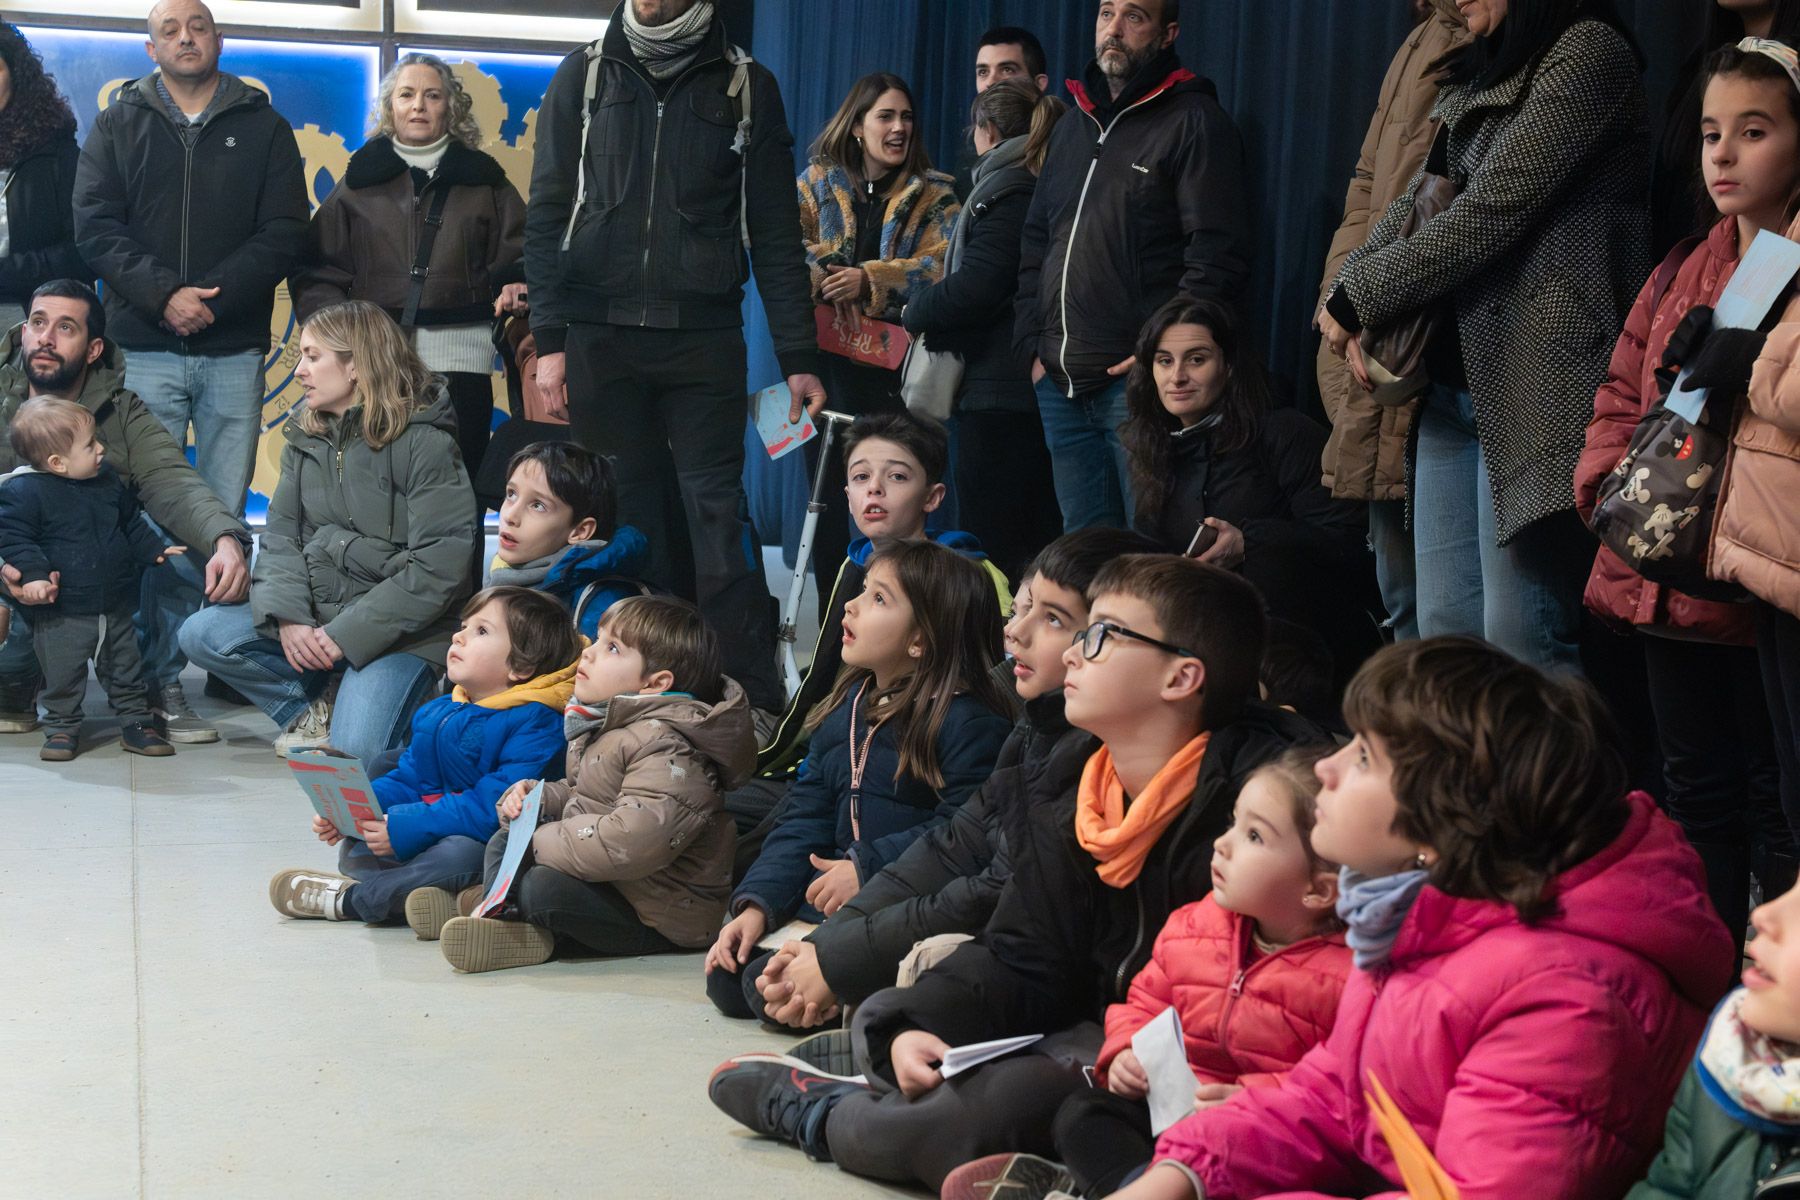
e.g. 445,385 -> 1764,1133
1110,637 -> 1736,1200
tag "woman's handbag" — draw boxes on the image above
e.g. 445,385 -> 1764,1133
899,331 -> 964,421
1356,126 -> 1457,406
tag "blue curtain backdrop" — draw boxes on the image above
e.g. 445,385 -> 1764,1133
736,0 -> 1707,550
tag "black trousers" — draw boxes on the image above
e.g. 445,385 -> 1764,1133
565,324 -> 781,711
809,353 -> 902,619
1645,633 -> 1791,947
704,945 -> 821,1033
442,370 -> 495,484
956,408 -> 1061,588
1052,1086 -> 1156,1196
1759,604 -> 1800,850
824,998 -> 1101,1190
482,828 -> 679,957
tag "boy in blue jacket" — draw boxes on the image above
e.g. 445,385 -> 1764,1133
268,586 -> 581,928
487,441 -> 651,639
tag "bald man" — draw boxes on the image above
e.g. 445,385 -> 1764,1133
72,0 -> 306,742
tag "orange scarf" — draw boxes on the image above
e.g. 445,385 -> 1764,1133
1075,733 -> 1211,888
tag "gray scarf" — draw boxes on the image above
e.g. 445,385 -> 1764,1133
621,1 -> 716,80
564,700 -> 609,743
946,135 -> 1030,275
487,539 -> 608,589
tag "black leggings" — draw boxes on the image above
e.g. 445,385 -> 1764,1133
442,370 -> 495,483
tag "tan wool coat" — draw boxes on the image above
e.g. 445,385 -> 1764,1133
1316,0 -> 1470,501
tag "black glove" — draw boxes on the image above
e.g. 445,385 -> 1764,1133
1686,326 -> 1769,393
1660,304 -> 1715,373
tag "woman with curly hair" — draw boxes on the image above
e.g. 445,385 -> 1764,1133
0,23 -> 87,325
292,53 -> 525,478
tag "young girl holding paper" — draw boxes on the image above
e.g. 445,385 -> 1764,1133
1576,37 -> 1800,949
1023,747 -> 1350,1199
704,540 -> 1011,1026
1105,638 -> 1734,1200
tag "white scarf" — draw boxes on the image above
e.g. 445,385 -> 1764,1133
1697,987 -> 1800,1135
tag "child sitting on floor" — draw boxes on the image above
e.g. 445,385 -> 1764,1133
267,586 -> 579,928
1113,637 -> 1735,1200
1628,876 -> 1800,1198
0,397 -> 182,760
432,595 -> 758,973
705,539 -> 1014,1026
488,440 -> 650,639
1040,745 -> 1350,1199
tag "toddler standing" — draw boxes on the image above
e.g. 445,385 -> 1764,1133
0,397 -> 179,760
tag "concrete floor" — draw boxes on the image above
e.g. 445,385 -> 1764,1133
0,559 -> 917,1199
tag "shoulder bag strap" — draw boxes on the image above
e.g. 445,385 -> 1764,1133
401,184 -> 452,329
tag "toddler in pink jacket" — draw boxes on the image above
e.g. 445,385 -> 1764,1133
1111,638 -> 1735,1200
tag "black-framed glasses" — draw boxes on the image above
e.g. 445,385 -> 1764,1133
1073,620 -> 1200,662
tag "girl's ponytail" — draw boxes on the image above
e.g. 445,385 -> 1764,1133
1023,91 -> 1068,175
969,79 -> 1067,176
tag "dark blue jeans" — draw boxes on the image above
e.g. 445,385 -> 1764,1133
1034,374 -> 1133,533
337,835 -> 486,923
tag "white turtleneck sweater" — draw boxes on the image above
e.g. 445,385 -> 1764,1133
392,133 -> 495,377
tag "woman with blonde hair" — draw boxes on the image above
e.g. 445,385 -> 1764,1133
292,52 -> 525,478
179,300 -> 477,762
799,71 -> 960,579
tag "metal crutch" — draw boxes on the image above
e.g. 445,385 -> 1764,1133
779,410 -> 855,703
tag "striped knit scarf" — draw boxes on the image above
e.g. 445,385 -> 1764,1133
620,1 -> 715,79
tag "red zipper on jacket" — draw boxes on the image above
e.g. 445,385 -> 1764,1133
1215,919 -> 1330,1070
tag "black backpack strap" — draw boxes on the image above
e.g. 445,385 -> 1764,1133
401,185 -> 451,329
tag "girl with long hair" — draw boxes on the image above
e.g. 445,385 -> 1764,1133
178,300 -> 477,764
1122,297 -> 1379,695
799,73 -> 961,579
293,52 -> 526,479
704,538 -> 1012,1028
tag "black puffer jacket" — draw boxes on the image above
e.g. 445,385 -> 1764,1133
809,691 -> 1091,1005
0,133 -> 89,305
1017,50 -> 1250,399
858,702 -> 1334,1080
901,136 -> 1037,414
73,73 -> 307,356
1147,409 -> 1369,566
524,17 -> 818,376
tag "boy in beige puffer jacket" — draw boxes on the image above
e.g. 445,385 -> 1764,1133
438,595 -> 757,973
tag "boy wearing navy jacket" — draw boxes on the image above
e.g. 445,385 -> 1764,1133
268,586 -> 581,928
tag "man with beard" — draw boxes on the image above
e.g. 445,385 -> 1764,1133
526,0 -> 821,721
0,280 -> 249,733
73,0 -> 306,742
1016,0 -> 1251,533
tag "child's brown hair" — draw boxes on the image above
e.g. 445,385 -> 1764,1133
461,586 -> 582,683
8,397 -> 92,469
1086,554 -> 1267,728
601,595 -> 725,704
1341,637 -> 1630,922
807,538 -> 1012,787
1249,744 -> 1339,876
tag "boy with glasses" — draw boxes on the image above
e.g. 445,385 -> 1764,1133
707,554 -> 1331,1193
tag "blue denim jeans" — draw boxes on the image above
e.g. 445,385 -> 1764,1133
126,349 -> 265,686
177,602 -> 441,763
1034,375 -> 1133,532
337,835 -> 487,923
1411,385 -> 1588,671
1368,498 -> 1419,641
0,597 -> 38,704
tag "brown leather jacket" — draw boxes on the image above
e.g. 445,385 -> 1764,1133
1316,0 -> 1468,501
292,136 -> 524,326
527,681 -> 757,949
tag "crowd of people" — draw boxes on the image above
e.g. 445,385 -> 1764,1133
12,0 -> 1800,1195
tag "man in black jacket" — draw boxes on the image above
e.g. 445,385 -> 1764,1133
72,0 -> 306,742
525,0 -> 824,715
1018,0 -> 1251,534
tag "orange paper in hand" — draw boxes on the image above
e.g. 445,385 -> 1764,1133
1365,1071 -> 1459,1200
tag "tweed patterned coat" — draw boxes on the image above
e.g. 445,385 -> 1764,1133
797,156 -> 959,321
1332,20 -> 1650,545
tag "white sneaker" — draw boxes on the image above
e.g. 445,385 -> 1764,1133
273,678 -> 338,759
268,869 -> 354,920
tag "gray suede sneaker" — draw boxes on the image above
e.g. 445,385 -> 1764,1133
154,682 -> 218,744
